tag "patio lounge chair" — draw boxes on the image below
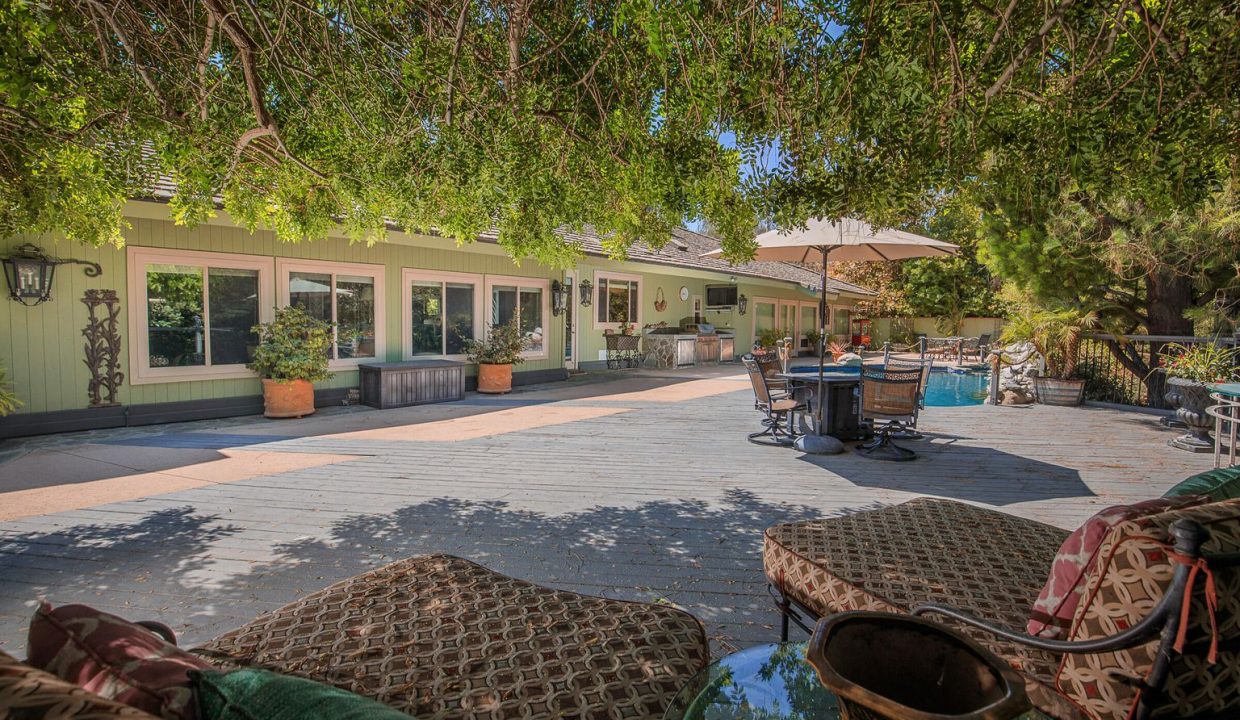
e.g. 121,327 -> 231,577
854,365 -> 923,461
763,470 -> 1240,720
2,555 -> 710,719
743,356 -> 804,447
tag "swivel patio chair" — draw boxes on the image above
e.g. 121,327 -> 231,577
750,350 -> 789,402
885,357 -> 933,438
855,366 -> 923,461
743,356 -> 805,447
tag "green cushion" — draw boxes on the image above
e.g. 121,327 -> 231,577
192,669 -> 413,720
1164,466 -> 1240,502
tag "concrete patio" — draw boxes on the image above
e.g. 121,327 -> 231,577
0,365 -> 1214,656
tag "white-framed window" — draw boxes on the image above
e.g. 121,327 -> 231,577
593,271 -> 642,330
277,258 -> 386,368
127,247 -> 274,384
485,275 -> 549,359
401,269 -> 484,359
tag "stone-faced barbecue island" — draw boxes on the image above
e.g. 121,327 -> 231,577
643,318 -> 736,369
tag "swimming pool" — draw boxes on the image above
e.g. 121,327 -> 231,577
784,365 -> 989,407
923,368 -> 989,407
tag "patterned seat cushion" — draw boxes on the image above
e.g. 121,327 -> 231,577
1056,499 -> 1240,720
764,498 -> 1082,718
193,554 -> 709,720
1,649 -> 160,719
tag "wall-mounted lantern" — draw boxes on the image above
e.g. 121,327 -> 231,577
578,278 -> 594,307
551,279 -> 570,316
738,294 -> 748,316
2,243 -> 102,307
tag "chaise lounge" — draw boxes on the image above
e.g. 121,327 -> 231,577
764,468 -> 1240,720
2,554 -> 710,719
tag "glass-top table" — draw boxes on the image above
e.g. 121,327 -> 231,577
662,642 -> 840,720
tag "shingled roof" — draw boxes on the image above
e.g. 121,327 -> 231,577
135,169 -> 872,297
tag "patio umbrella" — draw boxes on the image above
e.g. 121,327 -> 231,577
702,217 -> 958,438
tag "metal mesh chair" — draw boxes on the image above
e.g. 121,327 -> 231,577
743,357 -> 805,447
751,350 -> 789,400
856,366 -> 923,461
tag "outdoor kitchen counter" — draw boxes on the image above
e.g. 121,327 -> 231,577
644,331 -> 735,368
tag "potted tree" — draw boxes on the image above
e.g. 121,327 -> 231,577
1159,342 -> 1240,451
465,321 -> 529,394
248,306 -> 334,418
1000,307 -> 1098,406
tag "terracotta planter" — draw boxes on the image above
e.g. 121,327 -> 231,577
261,378 -> 316,418
1033,376 -> 1085,406
477,363 -> 513,394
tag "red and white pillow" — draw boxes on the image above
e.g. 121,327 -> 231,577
1027,496 -> 1204,638
26,602 -> 212,719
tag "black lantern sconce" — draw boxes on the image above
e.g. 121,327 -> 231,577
551,279 -> 571,316
738,294 -> 748,315
2,243 -> 102,307
578,278 -> 593,307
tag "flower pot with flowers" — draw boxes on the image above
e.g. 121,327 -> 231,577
465,321 -> 529,394
1159,342 -> 1240,451
248,306 -> 334,418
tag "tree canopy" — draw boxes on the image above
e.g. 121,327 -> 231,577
2,1 -> 1237,274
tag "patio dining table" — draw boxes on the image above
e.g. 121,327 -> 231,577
777,368 -> 866,440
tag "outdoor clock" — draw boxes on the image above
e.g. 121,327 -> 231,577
679,286 -> 689,301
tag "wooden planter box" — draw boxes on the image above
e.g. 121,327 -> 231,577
358,360 -> 466,409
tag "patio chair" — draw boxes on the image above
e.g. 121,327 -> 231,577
885,357 -> 933,437
855,365 -> 923,461
763,487 -> 1240,720
743,356 -> 805,447
751,350 -> 789,399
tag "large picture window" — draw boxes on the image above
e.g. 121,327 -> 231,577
278,259 -> 385,366
127,248 -> 273,384
485,276 -> 549,358
593,272 -> 641,330
402,270 -> 482,359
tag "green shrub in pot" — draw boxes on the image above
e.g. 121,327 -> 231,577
248,306 -> 334,418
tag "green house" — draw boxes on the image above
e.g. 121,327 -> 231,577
0,200 -> 872,438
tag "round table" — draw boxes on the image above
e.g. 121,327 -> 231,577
662,642 -> 841,720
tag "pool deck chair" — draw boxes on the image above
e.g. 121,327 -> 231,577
885,357 -> 933,438
855,366 -> 923,461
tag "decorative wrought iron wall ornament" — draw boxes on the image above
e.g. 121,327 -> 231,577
578,278 -> 593,307
2,243 -> 102,306
81,289 -> 123,407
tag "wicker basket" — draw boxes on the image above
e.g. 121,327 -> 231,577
807,612 -> 1030,720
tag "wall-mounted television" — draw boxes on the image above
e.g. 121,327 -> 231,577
704,284 -> 738,309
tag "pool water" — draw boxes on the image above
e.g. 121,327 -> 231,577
924,369 -> 989,407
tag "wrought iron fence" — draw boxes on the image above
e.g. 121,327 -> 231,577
1078,334 -> 1240,409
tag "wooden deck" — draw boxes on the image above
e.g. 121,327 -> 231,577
0,366 -> 1214,655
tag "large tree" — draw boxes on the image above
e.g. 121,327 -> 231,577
0,0 -> 784,264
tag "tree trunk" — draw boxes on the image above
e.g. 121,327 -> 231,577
1104,268 -> 1195,406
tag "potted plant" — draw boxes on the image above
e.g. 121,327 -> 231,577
0,362 -> 21,416
1000,306 -> 1098,406
1159,342 -> 1240,451
754,327 -> 785,353
248,306 -> 334,418
804,328 -> 823,357
465,321 -> 529,394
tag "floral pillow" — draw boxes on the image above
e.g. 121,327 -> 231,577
26,602 -> 212,719
1027,496 -> 1205,638
1,648 -> 160,719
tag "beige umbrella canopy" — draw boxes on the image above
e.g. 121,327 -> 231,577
703,217 -> 958,435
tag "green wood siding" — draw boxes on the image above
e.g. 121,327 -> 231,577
1,203 -> 860,415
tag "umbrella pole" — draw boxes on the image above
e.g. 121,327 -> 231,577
817,246 -> 830,433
